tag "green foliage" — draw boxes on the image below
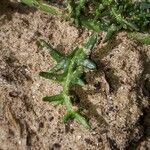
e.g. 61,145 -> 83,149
68,0 -> 150,41
39,34 -> 97,128
128,32 -> 150,44
21,0 -> 150,42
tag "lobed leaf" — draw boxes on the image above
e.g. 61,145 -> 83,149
39,34 -> 97,128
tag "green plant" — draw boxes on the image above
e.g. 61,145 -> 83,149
21,0 -> 150,42
39,34 -> 97,128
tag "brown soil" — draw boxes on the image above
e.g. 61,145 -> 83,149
0,1 -> 150,150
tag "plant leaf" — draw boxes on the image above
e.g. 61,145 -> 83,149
43,93 -> 64,104
39,39 -> 64,62
79,59 -> 97,70
82,34 -> 97,53
103,24 -> 118,43
39,71 -> 66,82
48,59 -> 67,73
21,0 -> 37,7
71,78 -> 85,86
74,112 -> 90,129
74,0 -> 86,26
80,18 -> 102,32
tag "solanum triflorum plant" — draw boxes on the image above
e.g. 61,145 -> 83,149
39,34 -> 97,128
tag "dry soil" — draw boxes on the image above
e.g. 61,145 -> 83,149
0,1 -> 150,150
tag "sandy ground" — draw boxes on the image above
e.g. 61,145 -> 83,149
0,1 -> 150,150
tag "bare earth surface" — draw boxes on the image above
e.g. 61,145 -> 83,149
0,1 -> 150,150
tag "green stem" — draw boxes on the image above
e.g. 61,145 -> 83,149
62,48 -> 81,112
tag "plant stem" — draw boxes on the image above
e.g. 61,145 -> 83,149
62,48 -> 82,113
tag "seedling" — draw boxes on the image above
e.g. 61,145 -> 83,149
39,34 -> 97,128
